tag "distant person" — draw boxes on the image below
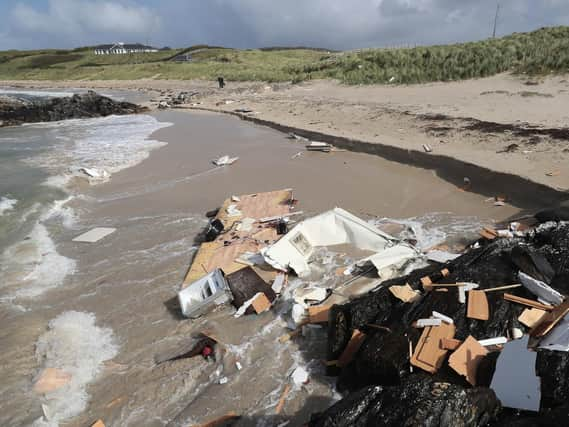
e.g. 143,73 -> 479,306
218,77 -> 225,89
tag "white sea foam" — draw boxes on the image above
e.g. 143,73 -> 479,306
0,222 -> 76,298
0,196 -> 17,215
32,311 -> 119,426
0,88 -> 75,98
26,115 -> 170,189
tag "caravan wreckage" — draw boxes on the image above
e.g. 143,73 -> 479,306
171,189 -> 569,425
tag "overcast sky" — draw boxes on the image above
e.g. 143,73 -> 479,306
1,0 -> 569,51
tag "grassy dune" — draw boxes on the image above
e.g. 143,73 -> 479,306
1,27 -> 568,84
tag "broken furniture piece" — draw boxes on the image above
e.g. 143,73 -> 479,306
411,322 -> 456,374
448,335 -> 488,386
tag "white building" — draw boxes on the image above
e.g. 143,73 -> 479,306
93,42 -> 158,55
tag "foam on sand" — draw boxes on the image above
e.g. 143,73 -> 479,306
32,311 -> 119,426
0,196 -> 17,215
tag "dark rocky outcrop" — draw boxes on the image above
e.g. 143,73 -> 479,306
312,222 -> 569,426
0,91 -> 147,127
309,376 -> 502,427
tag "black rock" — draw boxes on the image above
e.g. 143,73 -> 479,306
0,90 -> 147,127
309,376 -> 501,427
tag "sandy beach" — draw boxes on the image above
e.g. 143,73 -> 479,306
2,73 -> 569,199
0,104 -> 536,426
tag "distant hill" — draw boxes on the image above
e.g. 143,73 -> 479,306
1,27 -> 568,84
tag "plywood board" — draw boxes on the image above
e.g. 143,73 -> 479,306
183,189 -> 293,286
448,335 -> 488,386
72,227 -> 116,243
467,290 -> 490,320
251,293 -> 271,314
411,322 -> 456,374
518,308 -> 548,329
389,284 -> 421,303
34,368 -> 71,393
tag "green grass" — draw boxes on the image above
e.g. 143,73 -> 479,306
1,26 -> 569,84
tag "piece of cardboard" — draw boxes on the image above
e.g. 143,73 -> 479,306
337,329 -> 366,367
448,335 -> 488,386
389,284 -> 421,303
251,293 -> 271,314
33,368 -> 71,394
307,305 -> 332,323
518,308 -> 548,329
530,300 -> 569,338
467,290 -> 490,320
411,322 -> 456,374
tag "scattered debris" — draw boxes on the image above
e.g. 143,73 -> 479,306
337,329 -> 366,367
490,336 -> 540,411
178,269 -> 233,318
275,384 -> 291,414
448,335 -> 488,386
72,227 -> 116,243
194,412 -> 241,427
389,284 -> 421,303
306,141 -> 332,152
503,293 -> 553,311
154,333 -> 217,364
33,368 -> 71,393
263,207 -> 419,278
467,290 -> 490,320
530,300 -> 569,338
212,155 -> 239,166
519,308 -> 548,328
422,144 -> 432,153
91,420 -> 105,427
519,271 -> 564,306
227,266 -> 276,315
292,367 -> 309,385
411,322 -> 455,374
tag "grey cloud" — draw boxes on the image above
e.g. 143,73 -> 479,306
2,0 -> 569,50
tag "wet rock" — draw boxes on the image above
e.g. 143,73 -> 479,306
0,91 -> 146,127
309,375 -> 501,427
321,222 -> 569,420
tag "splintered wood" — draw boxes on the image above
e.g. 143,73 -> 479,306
530,300 -> 569,338
411,322 -> 456,374
183,189 -> 293,286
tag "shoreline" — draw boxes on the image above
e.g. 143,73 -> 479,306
2,74 -> 568,206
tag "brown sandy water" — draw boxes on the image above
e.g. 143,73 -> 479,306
0,110 -> 525,427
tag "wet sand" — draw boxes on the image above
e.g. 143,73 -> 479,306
1,110 -> 530,427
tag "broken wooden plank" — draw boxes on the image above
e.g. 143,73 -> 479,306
483,284 -> 522,293
389,284 -> 421,303
518,308 -> 548,329
275,384 -> 291,414
448,335 -> 488,386
467,290 -> 490,320
530,300 -> 569,338
337,329 -> 366,367
503,293 -> 554,311
411,322 -> 456,374
73,227 -> 116,243
307,305 -> 332,323
251,292 -> 271,314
